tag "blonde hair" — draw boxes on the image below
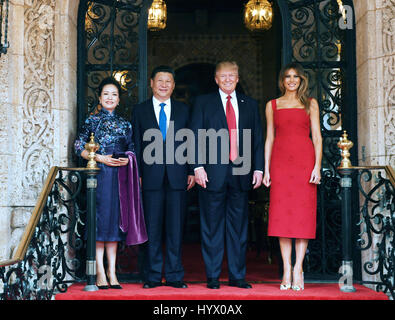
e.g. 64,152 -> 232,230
215,61 -> 239,75
278,62 -> 311,113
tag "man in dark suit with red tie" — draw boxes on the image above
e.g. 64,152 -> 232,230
132,66 -> 195,289
189,61 -> 264,289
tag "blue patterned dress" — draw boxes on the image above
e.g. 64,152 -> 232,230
74,108 -> 134,242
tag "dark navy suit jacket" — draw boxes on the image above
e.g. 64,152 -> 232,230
189,91 -> 264,191
132,98 -> 190,191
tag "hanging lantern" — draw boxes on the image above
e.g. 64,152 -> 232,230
148,0 -> 167,31
244,0 -> 273,32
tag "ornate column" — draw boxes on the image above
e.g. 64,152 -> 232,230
0,0 -> 80,261
355,0 -> 395,168
354,0 -> 395,286
381,1 -> 395,168
0,0 -> 27,261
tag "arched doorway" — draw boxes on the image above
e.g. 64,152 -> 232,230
77,0 -> 358,281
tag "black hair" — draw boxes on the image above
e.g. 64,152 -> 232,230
150,65 -> 175,80
97,77 -> 122,96
92,77 -> 122,115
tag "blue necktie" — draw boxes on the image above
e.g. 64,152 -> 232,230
159,102 -> 167,141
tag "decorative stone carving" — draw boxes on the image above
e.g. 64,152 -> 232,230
382,0 -> 395,167
22,0 -> 56,201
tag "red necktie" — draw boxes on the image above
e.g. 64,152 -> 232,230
226,95 -> 238,162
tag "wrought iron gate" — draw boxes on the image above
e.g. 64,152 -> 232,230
77,0 -> 152,130
278,0 -> 359,280
76,0 -> 153,280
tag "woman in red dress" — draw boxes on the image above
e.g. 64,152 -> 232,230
263,63 -> 322,291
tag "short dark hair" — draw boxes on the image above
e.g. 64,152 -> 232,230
97,77 -> 122,96
150,65 -> 175,80
92,77 -> 122,115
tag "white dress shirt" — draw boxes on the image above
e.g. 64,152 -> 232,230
194,89 -> 262,176
219,89 -> 240,146
152,96 -> 171,129
219,89 -> 239,129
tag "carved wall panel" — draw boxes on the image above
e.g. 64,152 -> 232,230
382,0 -> 395,168
0,0 -> 79,262
22,0 -> 56,201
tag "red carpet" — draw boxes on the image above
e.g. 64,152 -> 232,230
55,243 -> 389,300
55,282 -> 388,300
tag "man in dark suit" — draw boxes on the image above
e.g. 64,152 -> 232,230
132,65 -> 195,289
189,61 -> 264,289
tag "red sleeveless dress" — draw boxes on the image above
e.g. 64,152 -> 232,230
267,99 -> 317,239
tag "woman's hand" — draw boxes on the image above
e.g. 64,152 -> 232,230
309,166 -> 321,184
117,157 -> 129,166
263,171 -> 271,187
96,154 -> 128,167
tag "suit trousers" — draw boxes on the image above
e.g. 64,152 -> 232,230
142,172 -> 187,282
199,164 -> 249,281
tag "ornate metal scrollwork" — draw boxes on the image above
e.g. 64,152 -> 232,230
83,0 -> 143,121
289,0 -> 343,62
0,169 -> 86,300
356,168 -> 395,299
286,0 -> 353,279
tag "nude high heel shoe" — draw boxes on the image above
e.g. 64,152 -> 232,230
292,269 -> 304,291
280,268 -> 292,290
280,283 -> 291,290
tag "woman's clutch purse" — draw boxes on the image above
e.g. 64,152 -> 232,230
112,152 -> 127,159
112,137 -> 127,158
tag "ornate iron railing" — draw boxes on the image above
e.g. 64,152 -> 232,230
0,167 -> 89,300
355,166 -> 394,299
337,133 -> 394,299
1,152 -> 393,299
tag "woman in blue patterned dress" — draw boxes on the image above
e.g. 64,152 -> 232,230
74,77 -> 134,289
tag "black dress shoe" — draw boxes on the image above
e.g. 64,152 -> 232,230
165,281 -> 188,288
109,284 -> 123,289
228,279 -> 252,289
97,285 -> 109,290
207,278 -> 220,289
143,281 -> 162,289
